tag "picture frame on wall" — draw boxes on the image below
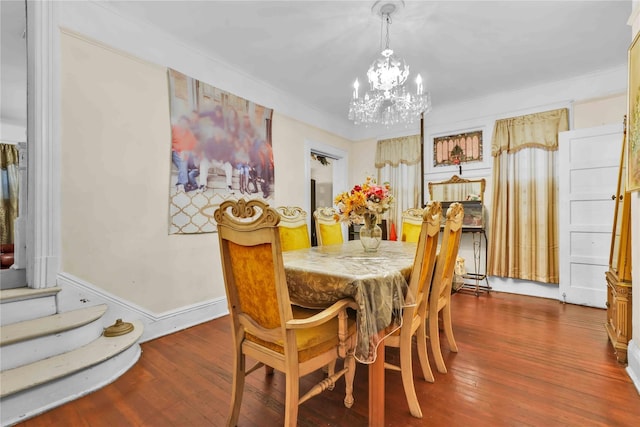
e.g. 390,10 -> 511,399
432,129 -> 483,170
628,31 -> 640,192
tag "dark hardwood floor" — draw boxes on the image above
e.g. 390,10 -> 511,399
18,292 -> 640,426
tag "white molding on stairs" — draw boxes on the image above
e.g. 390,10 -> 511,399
57,272 -> 229,342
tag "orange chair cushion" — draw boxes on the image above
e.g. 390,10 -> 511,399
401,222 -> 421,243
279,225 -> 311,251
228,241 -> 281,330
319,223 -> 343,245
246,306 -> 356,363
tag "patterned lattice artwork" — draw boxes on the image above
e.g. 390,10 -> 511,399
169,182 -> 273,234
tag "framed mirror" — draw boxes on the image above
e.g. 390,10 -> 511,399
427,175 -> 486,229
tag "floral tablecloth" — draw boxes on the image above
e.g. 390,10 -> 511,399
282,240 -> 417,363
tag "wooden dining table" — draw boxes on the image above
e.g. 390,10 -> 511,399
282,240 -> 417,427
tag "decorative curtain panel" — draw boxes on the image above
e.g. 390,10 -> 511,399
375,135 -> 421,235
488,108 -> 568,284
1,143 -> 19,245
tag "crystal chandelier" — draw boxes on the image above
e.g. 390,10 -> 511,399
348,1 -> 431,127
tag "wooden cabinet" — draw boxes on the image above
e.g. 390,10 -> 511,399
606,117 -> 633,363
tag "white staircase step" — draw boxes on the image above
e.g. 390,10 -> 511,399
0,304 -> 109,371
1,321 -> 144,426
0,319 -> 144,398
0,287 -> 62,325
1,304 -> 108,346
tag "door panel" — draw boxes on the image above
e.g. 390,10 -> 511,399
559,123 -> 623,307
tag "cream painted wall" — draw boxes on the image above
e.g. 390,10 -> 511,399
573,93 -> 626,129
60,32 -> 223,312
271,113 -> 351,207
59,31 -> 354,314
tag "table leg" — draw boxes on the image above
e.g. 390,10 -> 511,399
368,340 -> 385,427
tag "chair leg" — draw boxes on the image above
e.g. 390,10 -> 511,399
343,351 -> 355,408
284,367 -> 300,427
400,332 -> 422,418
227,351 -> 245,427
442,303 -> 458,352
326,360 -> 336,391
429,309 -> 447,374
416,318 -> 434,383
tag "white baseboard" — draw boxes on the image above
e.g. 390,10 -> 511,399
626,339 -> 640,396
484,276 -> 560,300
56,272 -> 229,343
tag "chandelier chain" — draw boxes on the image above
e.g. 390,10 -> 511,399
384,13 -> 391,50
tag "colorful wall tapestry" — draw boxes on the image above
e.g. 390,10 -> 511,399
167,68 -> 274,234
433,130 -> 483,167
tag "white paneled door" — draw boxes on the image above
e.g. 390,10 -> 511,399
558,123 -> 623,308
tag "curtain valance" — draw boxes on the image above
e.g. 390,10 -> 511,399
491,108 -> 569,157
375,135 -> 421,167
0,143 -> 19,168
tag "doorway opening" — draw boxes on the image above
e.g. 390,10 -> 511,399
304,140 -> 348,246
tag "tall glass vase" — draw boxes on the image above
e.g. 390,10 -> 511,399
359,213 -> 382,252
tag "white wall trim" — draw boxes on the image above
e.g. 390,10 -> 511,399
487,278 -> 560,301
26,0 -> 61,289
56,273 -> 229,343
626,339 -> 640,395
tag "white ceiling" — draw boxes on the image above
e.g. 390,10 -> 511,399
0,1 -> 633,135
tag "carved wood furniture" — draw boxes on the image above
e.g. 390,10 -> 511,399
215,199 -> 357,426
384,202 -> 441,418
282,240 -> 417,427
428,202 -> 465,374
606,119 -> 633,363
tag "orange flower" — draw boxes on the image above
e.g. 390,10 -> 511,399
334,177 -> 393,224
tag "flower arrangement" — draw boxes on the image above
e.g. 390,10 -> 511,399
334,176 -> 393,224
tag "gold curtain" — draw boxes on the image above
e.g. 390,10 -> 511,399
1,143 -> 20,245
488,108 -> 568,284
376,135 -> 421,235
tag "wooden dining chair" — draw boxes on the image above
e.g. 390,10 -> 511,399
400,208 -> 424,242
428,202 -> 464,374
384,201 -> 441,418
215,199 -> 358,426
276,206 -> 311,251
313,207 -> 344,246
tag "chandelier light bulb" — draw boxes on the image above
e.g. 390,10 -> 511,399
416,74 -> 423,95
353,79 -> 360,100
